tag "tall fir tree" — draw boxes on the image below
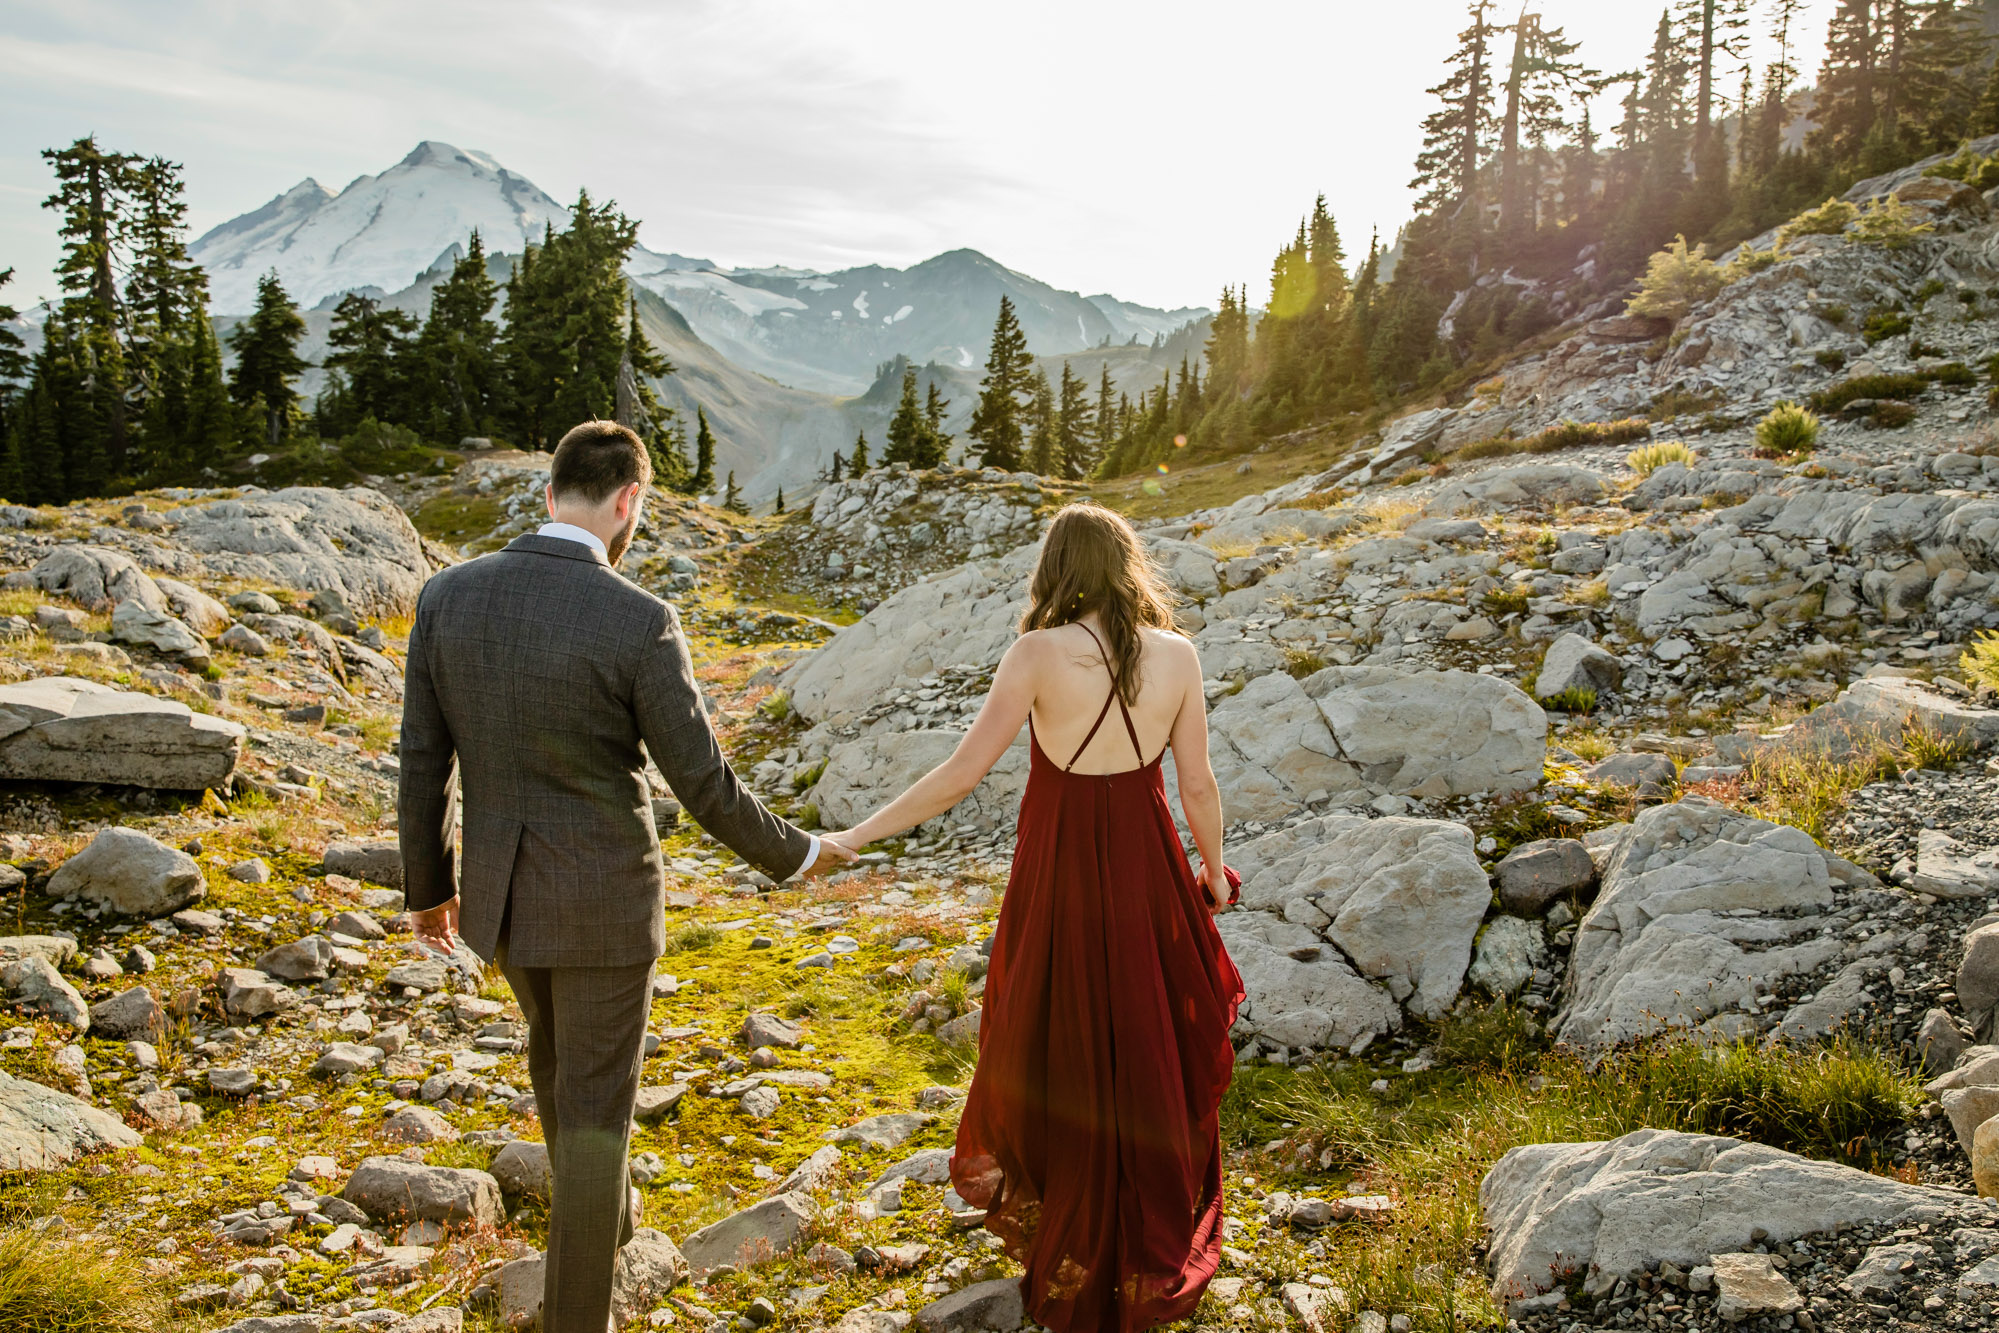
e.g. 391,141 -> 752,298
884,364 -> 946,469
1411,1 -> 1502,214
411,231 -> 501,444
967,296 -> 1032,470
690,407 -> 717,495
322,292 -> 418,433
1054,361 -> 1093,480
228,271 -> 308,449
41,136 -> 140,477
1026,368 -> 1057,475
1093,363 -> 1120,467
849,430 -> 871,473
617,294 -> 689,490
722,470 -> 746,514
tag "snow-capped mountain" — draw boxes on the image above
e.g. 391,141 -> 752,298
191,141 -> 708,314
632,249 -> 1210,396
194,142 -> 1209,394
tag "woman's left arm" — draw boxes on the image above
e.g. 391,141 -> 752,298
822,636 -> 1039,849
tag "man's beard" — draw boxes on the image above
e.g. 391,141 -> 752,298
606,507 -> 641,566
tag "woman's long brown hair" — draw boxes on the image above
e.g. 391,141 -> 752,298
1019,501 -> 1177,706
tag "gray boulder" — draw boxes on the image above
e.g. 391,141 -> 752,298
17,546 -> 167,612
87,985 -> 162,1039
1584,752 -> 1678,788
491,1139 -> 552,1199
161,486 -> 431,618
497,1228 -> 686,1329
1535,633 -> 1624,700
1481,1129 -> 1955,1304
1556,798 -> 1847,1048
0,1069 -> 140,1169
110,599 -> 210,666
0,936 -> 79,970
255,935 -> 335,982
0,676 -> 244,790
1783,676 -> 1999,760
1215,911 -> 1402,1054
1913,829 -> 1999,900
341,1156 -> 503,1226
741,1012 -> 804,1051
915,1278 -> 1025,1331
1467,917 -> 1548,998
1229,815 -> 1491,1019
153,577 -> 232,636
679,1192 -> 814,1280
1495,839 -> 1596,914
810,730 -> 1027,833
46,826 -> 205,917
324,839 -> 402,890
827,1112 -> 933,1150
219,967 -> 298,1020
0,957 -> 89,1031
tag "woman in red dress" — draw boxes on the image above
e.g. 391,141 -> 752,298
824,501 -> 1244,1333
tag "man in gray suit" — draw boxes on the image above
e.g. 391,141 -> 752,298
399,421 -> 852,1332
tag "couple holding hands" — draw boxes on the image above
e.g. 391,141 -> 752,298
399,419 -> 1242,1333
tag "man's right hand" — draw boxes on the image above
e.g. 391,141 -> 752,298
800,837 -> 860,878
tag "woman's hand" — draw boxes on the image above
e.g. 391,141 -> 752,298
1194,862 -> 1230,913
821,829 -> 864,852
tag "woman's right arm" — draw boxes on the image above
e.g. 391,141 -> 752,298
1167,639 -> 1227,909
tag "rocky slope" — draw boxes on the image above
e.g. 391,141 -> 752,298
2,166 -> 1999,1333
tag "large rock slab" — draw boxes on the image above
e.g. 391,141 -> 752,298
915,1278 -> 1025,1331
1783,676 -> 1999,760
1555,798 -> 1846,1048
46,826 -> 206,917
324,839 -> 403,891
809,730 -> 1028,832
110,599 -> 210,665
0,677 -> 243,790
0,1069 -> 141,1169
341,1156 -> 503,1227
0,956 -> 89,1031
1230,815 -> 1490,1018
496,1228 -> 686,1329
1207,667 -> 1546,821
1216,911 -> 1402,1054
678,1192 -> 814,1280
162,486 -> 430,617
1481,1129 -> 1955,1303
14,546 -> 167,612
1534,633 -> 1623,700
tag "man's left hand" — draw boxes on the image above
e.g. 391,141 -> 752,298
411,895 -> 461,956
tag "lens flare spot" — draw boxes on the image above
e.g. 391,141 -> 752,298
1154,463 -> 1170,475
1141,480 -> 1163,496
1174,434 -> 1188,448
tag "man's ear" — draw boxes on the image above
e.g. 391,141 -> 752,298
544,484 -> 557,519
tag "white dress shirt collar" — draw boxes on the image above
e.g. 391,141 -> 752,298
537,521 -> 608,558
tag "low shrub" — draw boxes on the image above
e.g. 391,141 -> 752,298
1521,417 -> 1653,454
1925,146 -> 1999,191
1627,441 -> 1697,475
1481,585 -> 1532,617
1872,400 -> 1918,427
1723,247 -> 1781,280
1963,631 -> 1999,692
1283,646 -> 1328,679
1814,348 -> 1847,371
1934,361 -> 1978,388
1901,719 -> 1973,770
1453,436 -> 1523,461
1648,386 -> 1725,421
1862,308 -> 1913,343
0,1225 -> 164,1333
1540,687 -> 1598,714
1853,196 -> 1934,250
1625,234 -> 1726,323
1778,197 -> 1858,245
1753,401 -> 1821,456
660,922 -> 721,955
1809,373 -> 1928,413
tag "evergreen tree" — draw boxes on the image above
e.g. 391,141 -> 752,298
0,270 -> 27,500
825,449 -> 845,483
1498,14 -> 1595,232
690,407 -> 717,494
616,294 -> 689,490
923,381 -> 949,433
722,470 -> 746,514
1816,0 -> 1883,161
1411,1 -> 1502,213
773,486 -> 785,515
1094,363 -> 1120,464
884,364 -> 945,468
323,292 -> 418,432
412,231 -> 501,443
122,157 -> 209,391
1026,368 -> 1057,475
42,136 -> 139,476
1900,1 -> 1993,152
141,312 -> 232,481
849,430 -> 871,473
967,296 -> 1032,469
1054,361 -> 1093,479
228,271 -> 308,448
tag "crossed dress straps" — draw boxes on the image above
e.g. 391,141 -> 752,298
1066,623 -> 1148,772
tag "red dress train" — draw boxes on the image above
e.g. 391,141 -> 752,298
949,634 -> 1246,1333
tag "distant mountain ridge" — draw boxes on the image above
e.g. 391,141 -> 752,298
191,141 -> 1208,397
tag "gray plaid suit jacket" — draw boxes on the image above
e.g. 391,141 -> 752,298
398,532 -> 811,968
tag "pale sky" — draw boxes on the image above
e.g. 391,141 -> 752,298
2,0 -> 1832,312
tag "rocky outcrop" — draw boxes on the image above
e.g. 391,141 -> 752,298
1206,666 -> 1545,820
10,546 -> 169,612
162,486 -> 429,617
1555,798 -> 1861,1048
678,1192 -> 814,1280
809,731 -> 1029,832
1219,815 -> 1490,1055
1481,1129 -> 1956,1304
0,1069 -> 141,1170
0,677 -> 244,790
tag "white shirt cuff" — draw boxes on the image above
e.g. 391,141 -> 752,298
790,835 -> 820,881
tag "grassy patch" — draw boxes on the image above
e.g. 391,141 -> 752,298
1626,441 -> 1696,475
1808,373 -> 1928,413
412,491 -> 507,548
1752,401 -> 1821,458
1964,631 -> 1999,692
1520,417 -> 1653,455
1539,687 -> 1597,715
0,1223 -> 169,1333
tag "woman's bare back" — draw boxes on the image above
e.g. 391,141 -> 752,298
1027,620 -> 1193,774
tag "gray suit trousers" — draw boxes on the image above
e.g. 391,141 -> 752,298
497,923 -> 654,1333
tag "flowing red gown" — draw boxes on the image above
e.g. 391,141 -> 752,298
950,630 -> 1246,1333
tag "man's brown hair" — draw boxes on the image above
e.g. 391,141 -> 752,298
550,421 -> 653,504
